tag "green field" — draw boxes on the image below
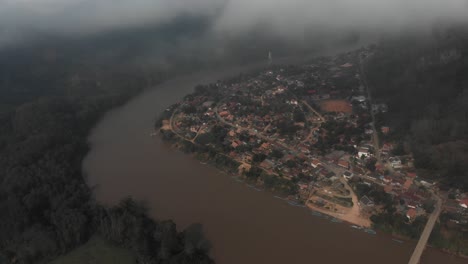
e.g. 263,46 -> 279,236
50,236 -> 135,264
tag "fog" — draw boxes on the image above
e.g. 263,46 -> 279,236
1,0 -> 468,46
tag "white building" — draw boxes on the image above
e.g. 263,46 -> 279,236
357,148 -> 371,158
389,157 -> 402,168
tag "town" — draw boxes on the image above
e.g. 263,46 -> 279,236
158,48 -> 468,243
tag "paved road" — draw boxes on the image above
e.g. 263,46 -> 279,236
168,109 -> 196,143
359,55 -> 381,163
301,100 -> 325,123
408,195 -> 443,264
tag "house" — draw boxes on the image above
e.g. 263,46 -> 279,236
381,143 -> 393,154
260,159 -> 275,170
202,101 -> 214,108
357,148 -> 371,158
325,171 -> 336,179
190,126 -> 199,133
229,151 -> 238,159
392,177 -> 406,187
351,95 -> 366,103
444,200 -> 461,213
340,62 -> 353,68
383,175 -> 393,184
298,182 -> 309,190
311,158 -> 322,168
360,196 -> 374,207
343,171 -> 354,180
406,201 -> 417,209
459,198 -> 468,208
420,179 -> 435,188
384,185 -> 393,193
406,208 -> 417,220
242,153 -> 253,163
361,144 -> 373,150
337,159 -> 350,169
219,111 -> 230,117
260,142 -> 270,150
403,179 -> 413,190
326,150 -> 345,162
388,157 -> 402,168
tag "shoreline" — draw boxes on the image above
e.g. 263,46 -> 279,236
306,201 -> 371,228
163,136 -> 468,259
166,136 -> 373,229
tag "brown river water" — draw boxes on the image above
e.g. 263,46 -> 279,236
83,59 -> 466,264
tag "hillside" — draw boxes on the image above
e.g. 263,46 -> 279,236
366,25 -> 468,191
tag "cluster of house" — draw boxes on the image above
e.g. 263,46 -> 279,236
171,96 -> 217,140
354,146 -> 435,221
443,191 -> 468,225
168,49 -> 404,211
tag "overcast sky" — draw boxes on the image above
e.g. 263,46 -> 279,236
1,0 -> 468,46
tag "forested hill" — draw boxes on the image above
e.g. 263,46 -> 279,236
366,25 -> 468,190
0,35 -> 214,264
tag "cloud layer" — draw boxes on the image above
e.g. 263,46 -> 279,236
1,0 -> 468,45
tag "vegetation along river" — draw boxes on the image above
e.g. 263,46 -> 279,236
83,59 -> 466,264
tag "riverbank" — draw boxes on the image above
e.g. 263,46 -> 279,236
162,130 -> 373,229
306,199 -> 371,228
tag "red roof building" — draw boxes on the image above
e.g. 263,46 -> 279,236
406,208 -> 417,220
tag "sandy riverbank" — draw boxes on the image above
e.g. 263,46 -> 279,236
306,200 -> 371,227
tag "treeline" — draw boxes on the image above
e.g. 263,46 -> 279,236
366,25 -> 468,190
98,198 -> 213,264
0,43 -> 214,263
371,209 -> 428,239
160,124 -> 298,195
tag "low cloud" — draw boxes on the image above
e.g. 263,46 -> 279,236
214,0 -> 468,37
0,0 -> 467,46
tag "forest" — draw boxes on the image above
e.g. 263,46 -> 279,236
0,39 -> 214,263
366,25 -> 468,191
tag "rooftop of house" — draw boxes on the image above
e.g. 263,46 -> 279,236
338,160 -> 350,168
360,195 -> 374,206
407,208 -> 417,219
459,198 -> 468,208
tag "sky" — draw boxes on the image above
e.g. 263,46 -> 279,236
1,0 -> 468,46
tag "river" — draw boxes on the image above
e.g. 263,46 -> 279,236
83,59 -> 466,264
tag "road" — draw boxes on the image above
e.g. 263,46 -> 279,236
408,194 -> 443,264
359,54 -> 381,163
301,100 -> 325,123
168,109 -> 196,143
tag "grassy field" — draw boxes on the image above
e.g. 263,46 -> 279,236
50,236 -> 135,264
319,100 -> 353,113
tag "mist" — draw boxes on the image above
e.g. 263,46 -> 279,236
1,0 -> 468,44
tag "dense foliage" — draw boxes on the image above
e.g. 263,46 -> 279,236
0,43 -> 213,263
366,26 -> 468,190
98,199 -> 213,264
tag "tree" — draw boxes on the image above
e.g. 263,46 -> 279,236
293,109 -> 306,123
365,158 -> 377,172
182,224 -> 211,256
270,149 -> 284,159
252,153 -> 266,163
